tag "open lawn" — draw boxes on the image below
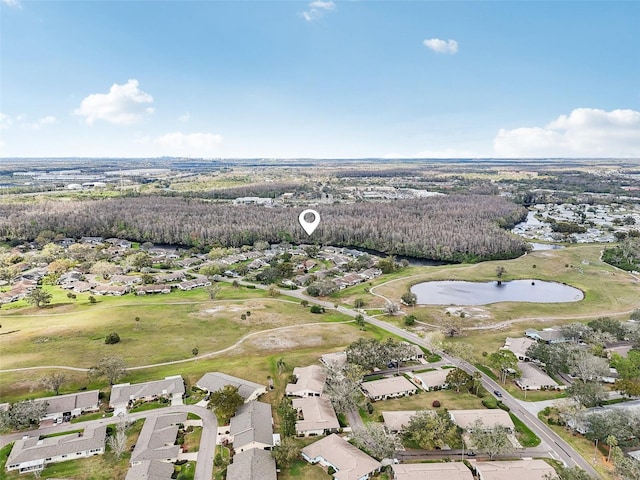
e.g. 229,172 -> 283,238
0,284 -> 355,371
277,458 -> 332,480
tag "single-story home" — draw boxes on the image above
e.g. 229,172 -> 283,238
227,448 -> 277,480
110,275 -> 142,285
411,369 -> 450,391
110,375 -> 184,413
286,365 -> 326,397
292,397 -> 340,437
5,425 -> 106,474
177,279 -> 211,291
391,461 -> 474,480
381,410 -> 419,434
470,459 -> 556,480
524,328 -> 566,344
129,412 -> 186,467
515,362 -> 562,391
125,460 -> 174,480
449,410 -> 515,433
93,284 -> 129,296
156,272 -> 186,283
501,337 -> 536,361
320,352 -> 348,368
361,376 -> 418,401
34,390 -> 100,423
134,284 -> 171,295
196,372 -> 266,402
230,401 -> 274,453
301,434 -> 382,480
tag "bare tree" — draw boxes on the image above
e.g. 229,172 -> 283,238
469,419 -> 514,459
90,356 -> 127,386
107,414 -> 129,459
351,423 -> 400,460
384,302 -> 400,316
40,372 -> 66,395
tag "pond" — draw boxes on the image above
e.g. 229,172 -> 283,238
528,242 -> 565,251
410,279 -> 583,305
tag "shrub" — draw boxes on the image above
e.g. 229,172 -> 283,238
310,305 -> 325,314
497,401 -> 510,412
105,332 -> 121,344
432,400 -> 441,408
88,295 -> 97,303
482,398 -> 498,409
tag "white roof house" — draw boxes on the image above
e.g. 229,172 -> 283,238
361,376 -> 418,401
6,425 -> 106,474
286,365 -> 326,397
470,459 -> 556,480
515,362 -> 561,391
230,401 -> 274,453
292,397 -> 340,436
411,369 -> 450,391
109,376 -> 184,412
129,412 -> 186,467
227,447 -> 277,480
320,352 -> 348,368
502,337 -> 536,361
301,434 -> 382,480
381,410 -> 420,433
392,462 -> 474,480
449,410 -> 515,432
34,390 -> 100,422
196,372 -> 266,402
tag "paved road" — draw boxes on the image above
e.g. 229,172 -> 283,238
0,404 -> 217,480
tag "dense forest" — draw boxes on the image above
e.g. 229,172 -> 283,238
602,238 -> 640,272
0,195 -> 528,262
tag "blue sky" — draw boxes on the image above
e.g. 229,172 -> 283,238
1,0 -> 639,158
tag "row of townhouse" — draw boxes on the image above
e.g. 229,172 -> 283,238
381,409 -> 516,435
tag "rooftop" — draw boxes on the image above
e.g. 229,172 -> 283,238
110,376 -> 184,406
392,462 -> 474,480
197,372 -> 265,400
301,434 -> 381,480
226,448 -> 277,480
471,459 -> 556,480
286,365 -> 326,396
292,397 -> 340,433
449,410 -> 515,431
130,412 -> 186,464
361,376 -> 417,398
230,401 -> 273,448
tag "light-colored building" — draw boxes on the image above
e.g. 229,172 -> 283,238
110,375 -> 184,413
227,447 -> 277,480
230,401 -> 274,453
470,459 -> 556,480
35,390 -> 100,423
292,397 -> 340,436
502,337 -> 536,361
381,411 -> 419,434
516,362 -> 562,391
361,376 -> 418,401
301,433 -> 382,480
320,352 -> 348,368
129,412 -> 186,469
197,372 -> 266,402
411,369 -> 450,391
525,328 -> 566,344
449,410 -> 515,433
391,462 -> 474,480
125,460 -> 174,480
286,365 -> 326,397
6,425 -> 106,474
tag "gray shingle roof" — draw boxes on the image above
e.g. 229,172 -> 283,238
125,460 -> 175,480
230,401 -> 273,448
110,376 -> 184,407
227,448 -> 277,480
6,425 -> 106,466
130,412 -> 186,464
196,373 -> 264,400
35,390 -> 99,416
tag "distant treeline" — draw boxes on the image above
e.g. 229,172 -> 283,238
173,182 -> 312,199
0,195 -> 528,262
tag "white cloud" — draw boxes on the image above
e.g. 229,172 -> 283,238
39,115 -> 56,125
423,38 -> 459,54
178,112 -> 191,123
494,108 -> 640,157
74,79 -> 154,125
302,0 -> 335,21
0,113 -> 12,130
154,132 -> 223,156
1,0 -> 21,8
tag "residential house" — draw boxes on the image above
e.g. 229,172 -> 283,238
501,337 -> 536,361
177,279 -> 211,291
381,411 -> 419,434
129,412 -> 186,469
177,257 -> 202,268
93,284 -> 129,296
301,433 -> 382,480
125,460 -> 174,480
227,448 -> 277,480
391,462 -> 474,480
525,328 -> 566,344
230,401 -> 274,453
286,365 -> 326,397
34,390 -> 100,423
470,459 -> 556,480
80,236 -> 104,245
134,284 -> 171,295
449,410 -> 515,433
292,397 -> 340,437
515,362 -> 562,391
411,369 -> 450,391
361,376 -> 418,401
156,272 -> 186,283
110,275 -> 142,285
109,376 -> 184,413
196,373 -> 266,402
5,425 -> 106,474
320,352 -> 348,368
